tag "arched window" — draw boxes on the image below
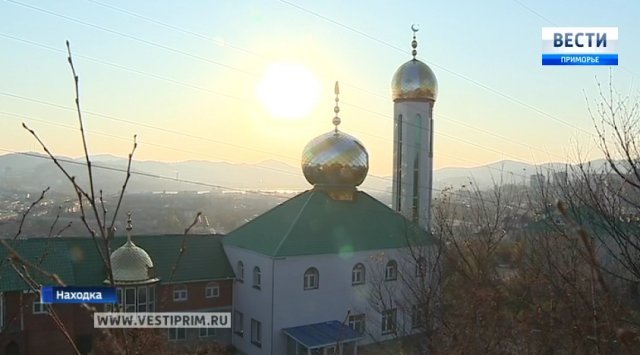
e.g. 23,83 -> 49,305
303,267 -> 319,290
253,267 -> 261,289
385,260 -> 398,281
237,261 -> 244,282
415,257 -> 427,277
352,263 -> 366,285
173,284 -> 188,302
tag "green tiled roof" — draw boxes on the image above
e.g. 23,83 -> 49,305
224,189 -> 435,257
0,234 -> 233,292
0,239 -> 77,291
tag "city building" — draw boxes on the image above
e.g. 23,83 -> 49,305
0,29 -> 438,355
224,29 -> 438,353
0,230 -> 234,354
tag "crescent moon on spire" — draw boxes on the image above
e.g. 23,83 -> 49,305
411,24 -> 420,33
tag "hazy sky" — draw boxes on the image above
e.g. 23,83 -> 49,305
1,0 -> 638,177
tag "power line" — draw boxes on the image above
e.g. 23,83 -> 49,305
0,33 -> 245,102
1,31 -> 551,164
0,106 -> 534,189
0,4 -> 566,186
6,0 -> 254,76
2,1 -> 589,161
277,0 -> 594,136
0,147 -> 293,199
0,146 -> 538,215
86,0 -> 260,58
0,89 -> 536,186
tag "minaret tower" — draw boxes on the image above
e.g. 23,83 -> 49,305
391,25 -> 438,230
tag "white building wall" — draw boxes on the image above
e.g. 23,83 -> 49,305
223,246 -> 275,355
225,243 -> 434,355
271,248 -> 425,354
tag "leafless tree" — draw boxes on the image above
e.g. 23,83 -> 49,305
0,42 -> 226,355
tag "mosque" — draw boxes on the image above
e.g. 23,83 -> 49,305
0,29 -> 438,355
223,29 -> 438,354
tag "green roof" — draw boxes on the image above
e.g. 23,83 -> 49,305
0,234 -> 233,292
223,189 -> 435,257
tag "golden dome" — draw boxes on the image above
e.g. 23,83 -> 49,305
301,131 -> 369,187
109,240 -> 158,285
391,26 -> 438,101
301,81 -> 369,188
391,58 -> 438,101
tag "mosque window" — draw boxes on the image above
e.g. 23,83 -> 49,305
253,267 -> 261,289
251,318 -> 262,347
234,310 -> 244,336
148,285 -> 156,311
124,287 -> 136,312
137,285 -> 147,312
205,282 -> 220,298
382,308 -> 397,335
396,114 -> 403,210
429,118 -> 434,158
303,267 -> 319,290
411,114 -> 422,222
412,304 -> 426,329
348,313 -> 366,334
352,263 -> 366,285
173,285 -> 188,302
385,260 -> 398,281
237,261 -> 244,282
112,285 -> 154,312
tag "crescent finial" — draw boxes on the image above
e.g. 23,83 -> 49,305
411,24 -> 420,33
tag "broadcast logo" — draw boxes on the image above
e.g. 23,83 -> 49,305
542,27 -> 618,66
41,286 -> 117,304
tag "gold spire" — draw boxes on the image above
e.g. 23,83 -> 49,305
126,211 -> 133,243
411,24 -> 419,59
332,81 -> 341,134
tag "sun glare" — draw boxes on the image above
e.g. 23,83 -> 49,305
256,62 -> 321,120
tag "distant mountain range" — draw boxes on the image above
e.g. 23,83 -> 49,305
0,152 -> 608,196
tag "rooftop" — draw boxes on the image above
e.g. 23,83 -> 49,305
224,189 -> 435,257
0,234 -> 233,292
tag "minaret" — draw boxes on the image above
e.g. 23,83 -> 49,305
391,25 -> 438,230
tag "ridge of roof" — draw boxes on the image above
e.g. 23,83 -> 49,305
273,189 -> 316,256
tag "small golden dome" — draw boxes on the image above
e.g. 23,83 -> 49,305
392,26 -> 438,101
391,59 -> 438,101
301,131 -> 369,187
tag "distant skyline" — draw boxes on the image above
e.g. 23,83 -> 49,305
1,0 -> 638,177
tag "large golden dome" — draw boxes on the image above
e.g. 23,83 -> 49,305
302,131 -> 369,187
301,81 -> 369,188
391,59 -> 438,101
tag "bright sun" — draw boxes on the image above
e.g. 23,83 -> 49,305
256,62 -> 321,120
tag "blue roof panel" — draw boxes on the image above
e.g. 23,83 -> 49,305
283,320 -> 363,349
